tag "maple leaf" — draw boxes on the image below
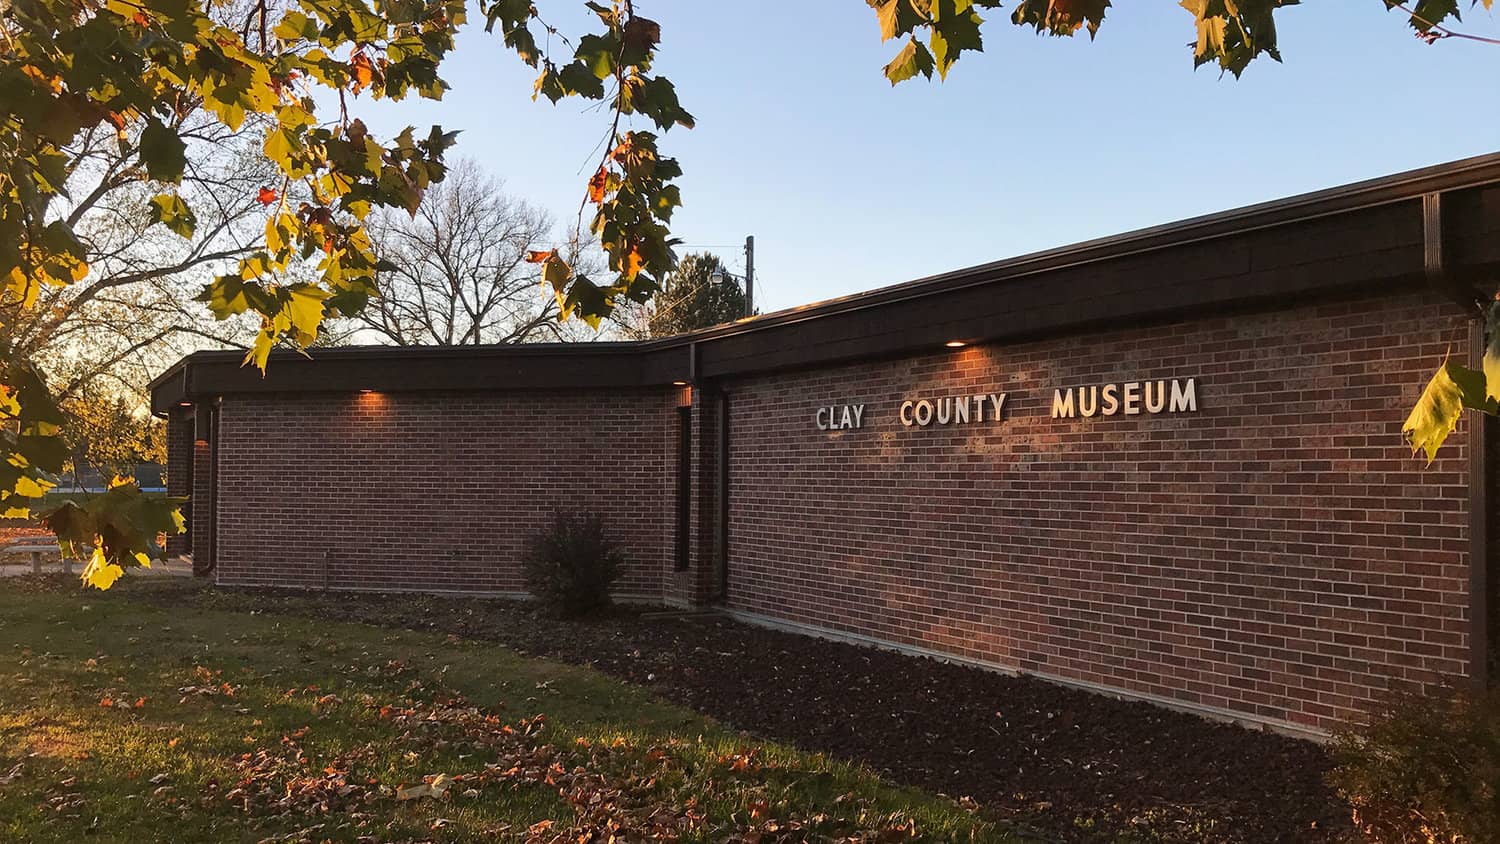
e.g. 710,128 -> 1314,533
624,243 -> 644,280
80,546 -> 124,590
140,119 -> 186,181
588,166 -> 609,203
542,253 -> 571,293
282,284 -> 331,345
148,193 -> 196,238
1403,356 -> 1494,463
622,16 -> 661,54
349,52 -> 375,95
883,37 -> 935,84
396,773 -> 452,801
256,186 -> 278,205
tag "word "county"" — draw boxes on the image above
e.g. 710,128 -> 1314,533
900,393 -> 1007,427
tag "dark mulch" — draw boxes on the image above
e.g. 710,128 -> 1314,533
111,579 -> 1350,843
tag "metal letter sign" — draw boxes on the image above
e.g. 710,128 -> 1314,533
815,377 -> 1199,431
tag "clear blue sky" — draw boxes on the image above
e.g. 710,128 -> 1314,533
350,3 -> 1499,314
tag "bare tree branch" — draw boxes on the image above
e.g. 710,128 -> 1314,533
348,158 -> 603,347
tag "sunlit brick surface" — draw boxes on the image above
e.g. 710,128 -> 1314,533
723,291 -> 1474,733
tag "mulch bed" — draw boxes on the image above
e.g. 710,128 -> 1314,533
113,581 -> 1351,842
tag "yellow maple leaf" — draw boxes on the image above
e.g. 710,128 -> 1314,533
284,285 -> 331,345
13,475 -> 53,498
81,547 -> 124,591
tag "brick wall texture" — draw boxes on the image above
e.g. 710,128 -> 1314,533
189,289 -> 1479,733
212,389 -> 673,596
191,438 -> 215,574
165,410 -> 193,558
722,291 -> 1474,733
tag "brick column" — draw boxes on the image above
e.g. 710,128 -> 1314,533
1486,388 -> 1500,685
689,385 -> 724,604
662,384 -> 725,607
165,408 -> 193,558
189,410 -> 215,576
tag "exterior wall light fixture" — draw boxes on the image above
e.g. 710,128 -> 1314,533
945,340 -> 967,348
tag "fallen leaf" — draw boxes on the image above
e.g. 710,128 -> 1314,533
0,763 -> 21,785
396,773 -> 451,801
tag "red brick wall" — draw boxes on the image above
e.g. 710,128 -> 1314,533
188,289 -> 1481,732
721,291 -> 1474,733
213,389 -> 672,596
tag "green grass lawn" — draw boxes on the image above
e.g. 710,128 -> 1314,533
0,581 -> 1010,842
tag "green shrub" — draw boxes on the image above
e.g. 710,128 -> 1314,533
521,511 -> 623,617
1329,683 -> 1500,843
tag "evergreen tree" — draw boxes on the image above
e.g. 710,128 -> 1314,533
646,253 -> 748,337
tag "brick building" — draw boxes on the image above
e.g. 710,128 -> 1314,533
151,154 -> 1500,737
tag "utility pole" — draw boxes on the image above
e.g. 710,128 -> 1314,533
744,235 -> 754,318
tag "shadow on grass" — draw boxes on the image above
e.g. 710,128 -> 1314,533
0,579 -> 1012,842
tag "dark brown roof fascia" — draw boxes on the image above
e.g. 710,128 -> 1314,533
656,151 -> 1500,348
149,342 -> 672,414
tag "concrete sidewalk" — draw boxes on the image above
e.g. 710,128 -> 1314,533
0,556 -> 195,578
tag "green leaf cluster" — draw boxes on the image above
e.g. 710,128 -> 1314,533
1,0 -> 470,585
43,478 -> 186,590
871,0 -> 1002,83
865,0 -> 1496,84
0,354 -> 69,518
1389,0 -> 1496,36
1180,0 -> 1297,77
486,1 -> 691,329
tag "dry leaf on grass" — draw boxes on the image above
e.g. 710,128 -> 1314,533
0,763 -> 22,785
395,773 -> 451,801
